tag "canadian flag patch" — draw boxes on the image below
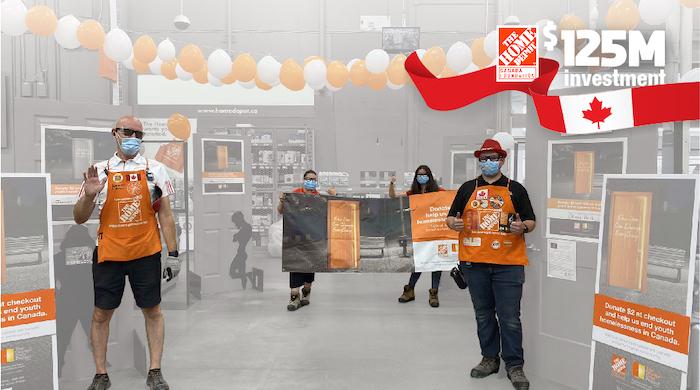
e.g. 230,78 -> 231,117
476,189 -> 489,200
129,173 -> 139,182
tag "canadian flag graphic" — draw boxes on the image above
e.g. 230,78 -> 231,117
476,189 -> 488,200
560,90 -> 633,135
129,173 -> 139,182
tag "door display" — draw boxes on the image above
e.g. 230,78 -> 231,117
327,200 -> 360,270
201,139 -> 245,194
547,138 -> 627,242
589,175 -> 699,390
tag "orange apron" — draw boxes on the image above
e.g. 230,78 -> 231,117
458,179 -> 528,265
97,160 -> 162,263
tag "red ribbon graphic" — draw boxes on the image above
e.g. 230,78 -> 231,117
404,53 -> 700,134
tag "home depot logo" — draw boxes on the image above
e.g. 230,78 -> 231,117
479,211 -> 501,231
118,195 -> 142,223
611,354 -> 627,378
497,25 -> 538,82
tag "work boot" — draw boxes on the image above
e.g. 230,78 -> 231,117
507,366 -> 530,390
300,286 -> 311,307
428,288 -> 439,307
398,285 -> 415,303
86,374 -> 111,390
470,357 -> 500,378
287,293 -> 301,311
146,368 -> 170,390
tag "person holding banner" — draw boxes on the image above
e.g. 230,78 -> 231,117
446,139 -> 536,390
278,169 -> 337,311
389,165 -> 445,307
73,116 -> 180,390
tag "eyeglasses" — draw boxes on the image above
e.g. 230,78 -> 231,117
304,178 -> 317,181
478,156 -> 502,162
114,128 -> 144,139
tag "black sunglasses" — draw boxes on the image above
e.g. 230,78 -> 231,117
478,156 -> 503,162
114,128 -> 144,139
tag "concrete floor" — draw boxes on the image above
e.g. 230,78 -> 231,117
60,249 -> 567,390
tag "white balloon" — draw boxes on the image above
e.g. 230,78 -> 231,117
503,15 -> 521,25
681,67 -> 700,83
149,58 -> 163,75
459,63 -> 480,75
346,58 -> 360,71
639,0 -> 674,26
104,28 -> 133,62
239,79 -> 255,89
121,54 -> 135,70
416,49 -> 426,60
304,59 -> 327,90
447,41 -> 473,73
1,0 -> 27,36
54,14 -> 80,49
157,39 -> 176,61
387,81 -> 404,90
208,73 -> 223,86
257,56 -> 281,85
175,64 -> 192,81
492,132 -> 515,150
365,49 -> 390,74
484,30 -> 499,59
207,49 -> 232,80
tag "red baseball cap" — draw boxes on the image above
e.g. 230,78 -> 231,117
474,139 -> 507,158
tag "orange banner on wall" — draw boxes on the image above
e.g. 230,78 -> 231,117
1,289 -> 56,328
593,294 -> 690,355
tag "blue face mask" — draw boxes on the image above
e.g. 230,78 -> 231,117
416,174 -> 429,185
303,179 -> 317,190
479,160 -> 500,176
119,137 -> 142,157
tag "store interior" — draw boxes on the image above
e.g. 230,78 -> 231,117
1,0 -> 699,389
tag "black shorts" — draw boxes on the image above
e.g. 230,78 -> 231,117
289,272 -> 315,289
92,248 -> 162,310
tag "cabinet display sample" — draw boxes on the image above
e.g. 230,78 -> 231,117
574,151 -> 595,194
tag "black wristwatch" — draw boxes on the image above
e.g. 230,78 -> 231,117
523,225 -> 530,233
168,250 -> 179,258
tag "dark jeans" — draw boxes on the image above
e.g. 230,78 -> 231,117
408,271 -> 442,289
459,262 -> 525,369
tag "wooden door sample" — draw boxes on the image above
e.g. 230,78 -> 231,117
607,191 -> 653,291
574,151 -> 595,194
216,145 -> 229,170
327,200 -> 360,270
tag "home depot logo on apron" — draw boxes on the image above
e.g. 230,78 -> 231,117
458,179 -> 528,266
97,160 -> 161,263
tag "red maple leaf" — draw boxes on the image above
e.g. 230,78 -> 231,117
582,97 -> 612,129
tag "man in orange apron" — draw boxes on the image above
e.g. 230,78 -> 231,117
446,139 -> 536,390
73,116 -> 180,390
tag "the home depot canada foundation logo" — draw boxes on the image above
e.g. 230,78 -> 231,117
497,25 -> 538,82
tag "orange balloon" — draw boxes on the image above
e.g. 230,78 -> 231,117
255,75 -> 273,90
133,59 -> 150,74
167,113 -> 191,140
26,5 -> 57,36
220,65 -> 237,84
133,35 -> 157,64
681,0 -> 700,7
471,38 -> 492,68
439,66 -> 458,78
422,46 -> 446,76
349,60 -> 370,86
161,60 -> 178,80
279,59 -> 305,91
605,0 -> 639,30
77,20 -> 105,50
559,14 -> 586,31
387,55 -> 408,85
232,53 -> 256,82
193,64 -> 209,84
178,44 -> 205,73
367,72 -> 387,90
326,61 -> 349,88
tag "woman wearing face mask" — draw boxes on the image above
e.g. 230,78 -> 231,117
389,165 -> 445,307
278,170 -> 337,311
